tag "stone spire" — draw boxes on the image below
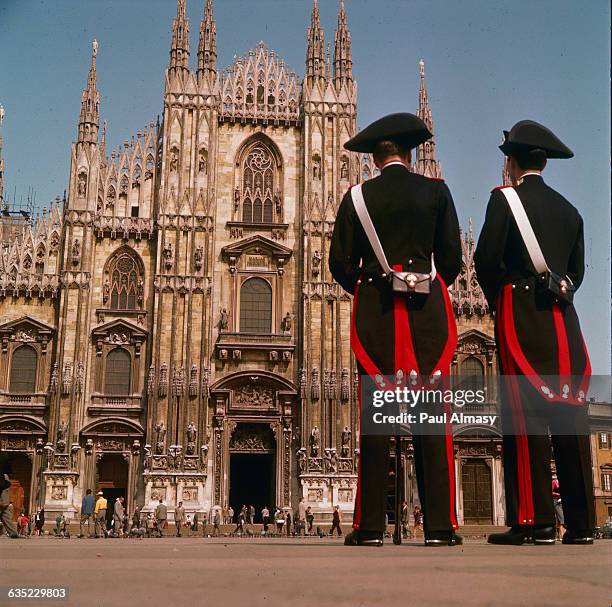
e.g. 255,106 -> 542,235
502,154 -> 512,186
197,0 -> 217,84
333,0 -> 353,90
77,40 -> 100,145
0,104 -> 4,207
305,0 -> 325,86
414,60 -> 441,178
169,0 -> 190,80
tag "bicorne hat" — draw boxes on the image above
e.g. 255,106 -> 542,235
344,112 -> 432,153
499,120 -> 573,159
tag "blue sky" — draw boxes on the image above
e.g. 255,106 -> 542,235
0,0 -> 610,372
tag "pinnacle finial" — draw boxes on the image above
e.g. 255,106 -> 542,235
0,104 -> 5,127
92,39 -> 98,58
419,59 -> 425,76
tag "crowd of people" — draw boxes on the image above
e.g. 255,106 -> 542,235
0,489 -> 359,539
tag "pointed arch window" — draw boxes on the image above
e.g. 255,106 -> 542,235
240,144 -> 276,224
10,345 -> 38,393
105,248 -> 144,310
460,355 -> 485,392
240,277 -> 272,334
104,347 -> 131,395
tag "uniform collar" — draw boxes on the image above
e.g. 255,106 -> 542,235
381,160 -> 409,171
517,172 -> 543,184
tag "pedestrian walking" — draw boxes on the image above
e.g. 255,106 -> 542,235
113,496 -> 125,537
34,507 -> 45,536
94,491 -> 108,538
261,505 -> 270,534
297,498 -> 307,537
79,489 -> 95,538
329,506 -> 342,537
275,509 -> 284,535
306,506 -> 314,536
175,501 -> 185,537
212,509 -> 221,536
155,499 -> 167,537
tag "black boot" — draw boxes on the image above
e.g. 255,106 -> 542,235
488,525 -> 533,545
562,529 -> 594,545
425,531 -> 463,546
344,529 -> 383,547
532,525 -> 556,545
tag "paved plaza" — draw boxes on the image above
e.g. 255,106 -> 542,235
1,536 -> 610,607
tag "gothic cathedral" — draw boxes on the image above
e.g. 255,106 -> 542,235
0,0 -> 505,526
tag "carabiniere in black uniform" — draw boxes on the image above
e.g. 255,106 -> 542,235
329,113 -> 462,546
475,120 -> 595,545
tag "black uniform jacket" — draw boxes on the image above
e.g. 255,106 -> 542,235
474,175 -> 590,402
329,164 -> 462,380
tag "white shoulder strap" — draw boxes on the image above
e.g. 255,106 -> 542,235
499,187 -> 549,274
350,184 -> 393,275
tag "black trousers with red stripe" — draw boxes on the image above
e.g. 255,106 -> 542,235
500,382 -> 595,531
356,364 -> 457,535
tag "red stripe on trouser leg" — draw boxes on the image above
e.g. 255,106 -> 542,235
497,290 -> 534,525
552,303 -> 571,395
444,400 -> 458,529
392,264 -> 419,376
353,375 -> 362,529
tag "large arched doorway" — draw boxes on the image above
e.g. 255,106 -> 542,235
8,453 -> 32,520
97,453 -> 129,529
461,458 -> 493,524
228,423 -> 276,522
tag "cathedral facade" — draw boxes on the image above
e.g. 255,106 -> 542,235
0,0 -> 506,526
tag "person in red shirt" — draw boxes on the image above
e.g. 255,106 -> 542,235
552,475 -> 565,540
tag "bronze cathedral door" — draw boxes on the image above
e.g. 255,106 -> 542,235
461,459 -> 493,524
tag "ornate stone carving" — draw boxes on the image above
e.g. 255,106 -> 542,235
188,364 -> 198,396
77,171 -> 88,197
158,362 -> 168,397
61,361 -> 73,395
186,422 -> 197,455
340,368 -> 350,401
194,245 -> 204,271
75,361 -> 85,395
147,364 -> 155,396
341,426 -> 351,458
280,312 -> 292,333
51,485 -> 68,500
233,382 -> 274,409
201,367 -> 210,397
218,308 -> 228,331
324,448 -> 337,473
229,425 -> 274,452
309,426 -> 320,457
163,242 -> 174,269
296,447 -> 307,473
154,421 -> 166,455
311,367 -> 320,400
70,238 -> 81,265
311,250 -> 321,279
56,420 -> 68,453
172,365 -> 185,397
299,367 -> 307,399
49,362 -> 59,394
308,488 -> 323,501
